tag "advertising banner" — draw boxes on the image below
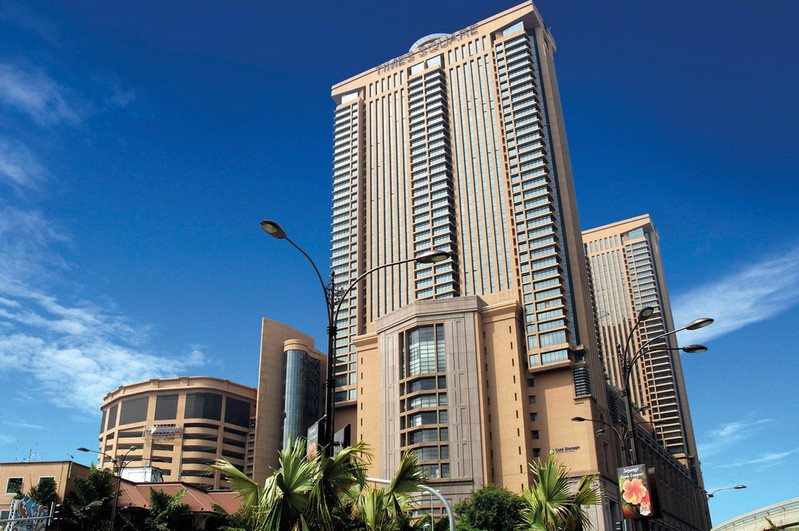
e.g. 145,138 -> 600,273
617,464 -> 654,519
4,495 -> 49,531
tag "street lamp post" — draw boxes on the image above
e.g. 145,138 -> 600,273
260,220 -> 449,455
706,485 -> 746,499
77,445 -> 136,531
619,308 -> 712,463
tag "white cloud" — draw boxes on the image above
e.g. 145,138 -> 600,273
0,207 -> 70,288
0,207 -> 208,415
716,447 -> 799,469
0,138 -> 46,189
672,245 -> 799,343
2,420 -> 46,430
0,63 -> 82,126
697,418 -> 774,458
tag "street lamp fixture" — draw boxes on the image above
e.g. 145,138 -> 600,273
707,485 -> 746,499
261,219 -> 451,455
619,310 -> 713,464
681,344 -> 708,353
77,446 -> 136,531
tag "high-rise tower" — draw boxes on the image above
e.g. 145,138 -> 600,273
329,0 -> 605,500
326,4 -> 707,528
329,0 -> 600,410
583,215 -> 703,481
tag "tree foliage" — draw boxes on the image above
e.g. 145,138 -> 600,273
28,476 -> 58,506
64,464 -> 116,531
210,439 -> 430,531
352,451 -> 427,531
453,484 -> 526,531
144,488 -> 192,531
520,454 -> 599,531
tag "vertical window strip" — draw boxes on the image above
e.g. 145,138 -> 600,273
469,59 -> 497,293
527,30 -> 577,345
398,88 -> 409,308
369,99 -> 377,323
451,66 -> 474,296
477,55 -> 505,292
482,53 -> 513,291
461,62 -> 487,293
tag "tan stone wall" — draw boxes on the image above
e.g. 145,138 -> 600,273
0,461 -> 90,513
99,376 -> 256,489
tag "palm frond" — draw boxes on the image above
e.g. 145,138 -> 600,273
209,458 -> 264,507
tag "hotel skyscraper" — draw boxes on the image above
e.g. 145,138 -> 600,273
583,215 -> 703,481
327,3 -> 708,528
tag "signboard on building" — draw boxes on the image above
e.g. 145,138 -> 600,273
4,495 -> 49,531
617,464 -> 654,519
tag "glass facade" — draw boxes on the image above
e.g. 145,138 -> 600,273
398,324 -> 449,479
282,349 -> 322,448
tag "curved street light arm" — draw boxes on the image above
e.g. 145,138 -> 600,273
282,236 -> 333,318
573,417 -> 624,440
626,323 -> 696,373
620,312 -> 649,378
117,446 -> 137,474
332,256 -> 418,322
707,485 -> 746,499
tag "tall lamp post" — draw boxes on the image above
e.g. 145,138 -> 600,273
77,445 -> 136,531
706,485 -> 746,499
260,220 -> 450,455
619,307 -> 712,463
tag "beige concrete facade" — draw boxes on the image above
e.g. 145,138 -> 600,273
0,460 -> 90,519
325,0 -> 617,525
583,215 -> 703,475
326,3 -> 710,530
95,319 -> 325,490
98,377 -> 256,490
252,318 -> 325,483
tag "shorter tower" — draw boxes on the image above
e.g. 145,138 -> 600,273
582,215 -> 702,480
99,376 -> 256,490
97,318 -> 326,489
251,318 -> 326,483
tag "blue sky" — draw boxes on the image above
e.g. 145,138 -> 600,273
0,0 -> 796,525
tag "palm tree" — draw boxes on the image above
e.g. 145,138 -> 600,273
353,451 -> 427,531
64,464 -> 116,531
144,488 -> 192,531
521,454 -> 599,531
210,438 -> 369,531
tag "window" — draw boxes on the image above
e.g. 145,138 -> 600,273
119,396 -> 149,425
408,411 -> 438,427
528,395 -> 536,404
154,394 -> 178,421
6,477 -> 22,494
224,397 -> 251,427
408,394 -> 437,410
106,404 -> 118,430
408,429 -> 439,444
185,393 -> 223,421
411,446 -> 440,461
539,330 -> 567,347
404,324 -> 445,376
530,413 -> 538,422
407,377 -> 437,393
531,430 -> 540,439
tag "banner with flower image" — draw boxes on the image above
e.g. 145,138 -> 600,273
617,464 -> 654,519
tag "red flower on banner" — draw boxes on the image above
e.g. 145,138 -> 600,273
622,478 -> 648,506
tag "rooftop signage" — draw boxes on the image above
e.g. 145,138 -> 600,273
376,26 -> 479,74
